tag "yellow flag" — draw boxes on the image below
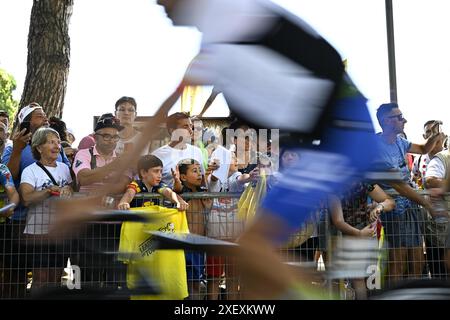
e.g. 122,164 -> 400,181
237,171 -> 267,222
181,85 -> 203,115
119,205 -> 189,300
237,183 -> 254,221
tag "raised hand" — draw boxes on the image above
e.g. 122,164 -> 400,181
12,128 -> 32,151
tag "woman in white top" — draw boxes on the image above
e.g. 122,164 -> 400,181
20,127 -> 73,289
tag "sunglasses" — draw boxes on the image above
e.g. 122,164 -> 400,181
387,114 -> 405,121
97,117 -> 121,126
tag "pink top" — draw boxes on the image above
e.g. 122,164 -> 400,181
73,146 -> 120,193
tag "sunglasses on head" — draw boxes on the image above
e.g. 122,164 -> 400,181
97,117 -> 120,126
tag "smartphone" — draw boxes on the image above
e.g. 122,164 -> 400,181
19,121 -> 31,135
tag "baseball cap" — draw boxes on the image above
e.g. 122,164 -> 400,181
17,102 -> 43,124
94,113 -> 124,132
66,128 -> 76,139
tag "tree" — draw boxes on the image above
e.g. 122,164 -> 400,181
0,68 -> 19,123
16,0 -> 73,131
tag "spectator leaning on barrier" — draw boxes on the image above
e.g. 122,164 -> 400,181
177,158 -> 212,300
375,102 -> 444,284
206,152 -> 252,300
177,158 -> 210,234
0,103 -> 53,298
117,154 -> 188,210
72,113 -> 132,289
410,120 -> 448,279
424,133 -> 450,278
322,182 -> 395,299
19,127 -> 73,291
72,113 -> 131,194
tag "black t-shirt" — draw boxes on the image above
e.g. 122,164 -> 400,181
128,180 -> 166,208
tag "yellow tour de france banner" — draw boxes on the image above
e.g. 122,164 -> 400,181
119,204 -> 189,300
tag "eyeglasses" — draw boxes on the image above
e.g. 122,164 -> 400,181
387,114 -> 405,121
95,133 -> 120,141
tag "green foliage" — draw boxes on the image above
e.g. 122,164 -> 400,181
0,68 -> 19,124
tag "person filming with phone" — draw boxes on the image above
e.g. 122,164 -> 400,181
3,103 -> 70,182
0,103 -> 71,298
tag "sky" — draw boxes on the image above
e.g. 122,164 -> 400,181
0,0 -> 449,145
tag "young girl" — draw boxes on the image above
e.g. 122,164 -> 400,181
318,182 -> 395,299
175,158 -> 212,300
205,152 -> 252,299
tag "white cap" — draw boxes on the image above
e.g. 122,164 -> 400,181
66,128 -> 75,139
17,103 -> 43,124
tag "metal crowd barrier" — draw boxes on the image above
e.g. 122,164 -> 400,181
0,191 -> 449,300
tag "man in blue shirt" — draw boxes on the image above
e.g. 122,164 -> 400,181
375,102 -> 444,285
